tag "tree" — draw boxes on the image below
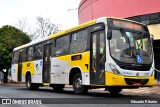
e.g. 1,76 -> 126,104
15,17 -> 34,40
33,16 -> 61,39
16,17 -> 28,32
0,25 -> 31,83
14,16 -> 61,40
0,25 -> 31,50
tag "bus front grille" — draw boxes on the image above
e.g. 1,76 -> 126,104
124,78 -> 149,85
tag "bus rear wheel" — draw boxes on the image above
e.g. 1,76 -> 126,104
73,73 -> 88,94
108,87 -> 122,95
26,75 -> 39,90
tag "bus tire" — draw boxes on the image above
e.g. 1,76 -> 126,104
52,84 -> 65,92
73,73 -> 88,94
108,87 -> 122,95
26,75 -> 39,90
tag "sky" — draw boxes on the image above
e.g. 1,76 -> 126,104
0,0 -> 81,30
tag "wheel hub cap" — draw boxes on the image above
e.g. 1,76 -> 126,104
75,78 -> 82,89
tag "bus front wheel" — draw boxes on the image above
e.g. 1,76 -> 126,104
73,73 -> 88,94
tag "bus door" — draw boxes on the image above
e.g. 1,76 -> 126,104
90,30 -> 106,85
18,52 -> 23,82
43,44 -> 52,83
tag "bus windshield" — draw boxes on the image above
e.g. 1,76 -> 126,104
109,29 -> 152,64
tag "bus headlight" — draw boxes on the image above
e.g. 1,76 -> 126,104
109,64 -> 122,75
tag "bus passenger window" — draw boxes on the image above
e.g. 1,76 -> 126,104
12,51 -> 19,64
54,35 -> 70,56
70,30 -> 88,54
26,47 -> 34,61
34,44 -> 43,59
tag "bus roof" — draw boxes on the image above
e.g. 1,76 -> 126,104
13,17 -> 145,51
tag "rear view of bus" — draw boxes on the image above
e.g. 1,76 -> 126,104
102,18 -> 154,94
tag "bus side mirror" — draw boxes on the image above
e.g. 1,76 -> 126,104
107,30 -> 112,40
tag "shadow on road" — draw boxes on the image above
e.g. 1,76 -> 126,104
14,86 -> 152,99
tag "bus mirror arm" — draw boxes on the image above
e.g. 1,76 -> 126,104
107,30 -> 112,40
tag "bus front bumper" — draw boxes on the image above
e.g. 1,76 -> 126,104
105,72 -> 154,87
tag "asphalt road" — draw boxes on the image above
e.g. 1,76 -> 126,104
0,85 -> 160,107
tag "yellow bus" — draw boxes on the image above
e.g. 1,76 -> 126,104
11,17 -> 154,94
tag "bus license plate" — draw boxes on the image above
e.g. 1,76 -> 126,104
132,83 -> 141,86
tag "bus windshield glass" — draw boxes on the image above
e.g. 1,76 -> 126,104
109,29 -> 152,64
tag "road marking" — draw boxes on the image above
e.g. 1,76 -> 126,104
36,104 -> 48,107
0,96 -> 8,98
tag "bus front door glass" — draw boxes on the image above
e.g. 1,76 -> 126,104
43,44 -> 52,83
90,31 -> 105,85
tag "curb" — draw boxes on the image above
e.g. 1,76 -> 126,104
0,83 -> 72,88
154,83 -> 160,86
0,83 -> 25,86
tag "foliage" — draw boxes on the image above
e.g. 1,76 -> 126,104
0,44 -> 11,70
0,25 -> 31,70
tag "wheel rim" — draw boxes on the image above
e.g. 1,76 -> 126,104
75,77 -> 82,89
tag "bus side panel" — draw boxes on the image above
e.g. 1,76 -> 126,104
11,64 -> 18,82
51,57 -> 70,84
22,60 -> 42,83
50,51 -> 90,85
32,60 -> 43,83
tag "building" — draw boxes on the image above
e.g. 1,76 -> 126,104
78,0 -> 160,78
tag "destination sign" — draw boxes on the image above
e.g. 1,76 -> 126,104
111,19 -> 145,31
